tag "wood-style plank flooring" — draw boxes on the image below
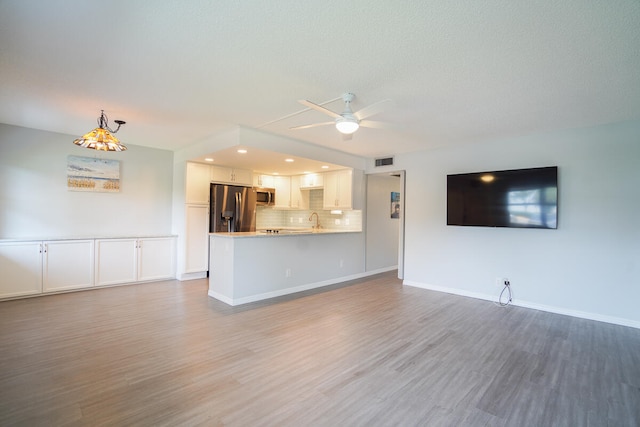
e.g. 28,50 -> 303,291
1,272 -> 639,426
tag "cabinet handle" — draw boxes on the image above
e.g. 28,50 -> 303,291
43,243 -> 47,253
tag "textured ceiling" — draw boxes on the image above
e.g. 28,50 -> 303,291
1,0 -> 640,161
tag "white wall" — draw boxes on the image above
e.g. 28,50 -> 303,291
390,120 -> 640,328
365,174 -> 401,272
0,124 -> 174,239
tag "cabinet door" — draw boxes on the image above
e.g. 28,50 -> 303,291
95,239 -> 138,286
323,169 -> 353,209
289,176 -> 309,209
210,165 -> 233,183
185,205 -> 209,273
273,176 -> 291,208
255,174 -> 274,188
0,241 -> 42,298
137,237 -> 176,282
186,162 -> 211,204
301,173 -> 324,189
43,240 -> 94,292
232,169 -> 253,186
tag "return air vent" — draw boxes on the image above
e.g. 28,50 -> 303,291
374,157 -> 394,167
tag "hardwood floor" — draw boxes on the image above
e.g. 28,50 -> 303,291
1,272 -> 639,426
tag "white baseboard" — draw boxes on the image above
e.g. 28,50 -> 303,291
208,270 -> 385,306
178,271 -> 207,281
403,280 -> 640,330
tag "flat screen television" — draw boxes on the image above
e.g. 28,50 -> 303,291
447,166 -> 558,229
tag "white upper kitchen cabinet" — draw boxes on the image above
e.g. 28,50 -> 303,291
186,162 -> 211,205
323,169 -> 353,210
211,165 -> 253,186
0,241 -> 43,298
43,240 -> 95,292
253,174 -> 275,188
299,173 -> 324,189
289,175 -> 309,210
273,176 -> 291,208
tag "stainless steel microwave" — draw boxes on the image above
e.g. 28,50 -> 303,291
254,187 -> 275,206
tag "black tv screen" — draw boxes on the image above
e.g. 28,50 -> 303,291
447,166 -> 558,229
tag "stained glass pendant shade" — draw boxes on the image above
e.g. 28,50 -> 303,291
73,110 -> 127,151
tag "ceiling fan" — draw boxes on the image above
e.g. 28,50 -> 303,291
290,93 -> 395,140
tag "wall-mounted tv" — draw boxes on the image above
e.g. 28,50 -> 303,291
447,166 -> 558,229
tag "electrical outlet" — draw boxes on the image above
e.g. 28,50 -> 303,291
298,217 -> 302,223
495,277 -> 510,287
345,218 -> 350,225
335,219 -> 341,225
285,268 -> 292,278
339,259 -> 344,268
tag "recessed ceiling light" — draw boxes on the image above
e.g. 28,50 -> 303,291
237,149 -> 247,154
285,158 -> 294,162
273,172 -> 279,175
204,158 -> 214,162
480,175 -> 495,183
321,165 -> 329,169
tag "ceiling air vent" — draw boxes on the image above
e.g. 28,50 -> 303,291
374,157 -> 394,167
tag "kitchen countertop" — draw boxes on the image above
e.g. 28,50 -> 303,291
210,229 -> 361,238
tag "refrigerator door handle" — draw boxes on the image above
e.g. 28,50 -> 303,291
235,192 -> 242,232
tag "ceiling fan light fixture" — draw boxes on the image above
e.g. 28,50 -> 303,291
73,110 -> 127,152
335,118 -> 359,134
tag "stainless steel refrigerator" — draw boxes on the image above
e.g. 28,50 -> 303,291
209,184 -> 257,233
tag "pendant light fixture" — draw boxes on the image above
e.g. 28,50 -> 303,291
73,110 -> 127,151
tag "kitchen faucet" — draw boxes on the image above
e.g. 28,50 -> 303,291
309,212 -> 321,230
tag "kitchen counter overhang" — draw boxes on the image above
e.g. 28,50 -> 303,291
208,230 -> 365,305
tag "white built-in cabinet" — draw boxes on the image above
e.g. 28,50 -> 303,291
0,239 -> 94,298
94,237 -> 176,287
186,162 -> 211,204
44,240 -> 94,292
211,165 -> 252,186
0,241 -> 44,298
323,169 -> 353,210
184,204 -> 209,273
0,237 -> 175,300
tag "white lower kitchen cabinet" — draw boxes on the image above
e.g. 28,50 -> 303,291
95,237 -> 176,286
43,240 -> 95,292
0,241 -> 43,298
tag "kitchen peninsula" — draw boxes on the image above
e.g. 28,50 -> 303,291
208,228 -> 364,305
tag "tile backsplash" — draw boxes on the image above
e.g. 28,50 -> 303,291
256,189 -> 362,231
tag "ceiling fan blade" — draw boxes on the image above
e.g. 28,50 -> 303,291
290,121 -> 334,130
353,99 -> 393,120
359,120 -> 399,131
298,100 -> 341,119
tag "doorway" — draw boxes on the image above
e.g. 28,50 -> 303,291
365,171 -> 406,279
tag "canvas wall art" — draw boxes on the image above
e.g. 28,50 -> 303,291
67,155 -> 120,192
